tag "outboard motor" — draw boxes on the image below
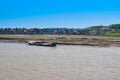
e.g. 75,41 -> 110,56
51,42 -> 57,46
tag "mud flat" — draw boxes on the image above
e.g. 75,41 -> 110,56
0,34 -> 120,47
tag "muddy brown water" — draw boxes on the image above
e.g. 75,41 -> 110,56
0,42 -> 120,80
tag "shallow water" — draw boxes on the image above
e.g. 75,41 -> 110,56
0,42 -> 120,80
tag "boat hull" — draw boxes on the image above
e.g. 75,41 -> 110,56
27,41 -> 57,47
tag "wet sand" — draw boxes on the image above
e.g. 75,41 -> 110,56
0,42 -> 120,80
0,35 -> 120,47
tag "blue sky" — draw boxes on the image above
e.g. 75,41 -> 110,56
0,0 -> 120,28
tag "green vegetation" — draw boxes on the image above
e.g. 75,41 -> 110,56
100,33 -> 120,37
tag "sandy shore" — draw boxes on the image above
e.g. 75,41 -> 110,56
0,35 -> 120,47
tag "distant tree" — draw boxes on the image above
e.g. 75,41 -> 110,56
109,24 -> 120,29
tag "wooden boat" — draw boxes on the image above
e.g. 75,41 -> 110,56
27,41 -> 57,47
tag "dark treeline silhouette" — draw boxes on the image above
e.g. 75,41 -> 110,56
0,24 -> 120,35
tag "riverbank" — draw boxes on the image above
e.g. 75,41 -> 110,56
0,34 -> 120,47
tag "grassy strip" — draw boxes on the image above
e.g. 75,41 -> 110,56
100,34 -> 120,37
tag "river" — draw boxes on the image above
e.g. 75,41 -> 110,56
0,42 -> 120,80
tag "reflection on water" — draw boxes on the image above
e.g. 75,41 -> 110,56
0,42 -> 120,80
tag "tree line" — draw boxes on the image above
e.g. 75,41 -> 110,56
0,24 -> 120,35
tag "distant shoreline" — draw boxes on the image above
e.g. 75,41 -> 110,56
0,35 -> 120,47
